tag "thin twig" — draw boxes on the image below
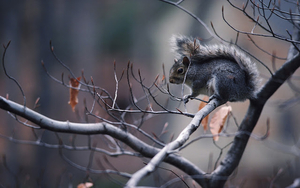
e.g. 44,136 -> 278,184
2,41 -> 26,106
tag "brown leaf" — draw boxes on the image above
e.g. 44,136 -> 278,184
77,184 -> 85,188
77,182 -> 93,188
68,77 -> 81,112
198,95 -> 210,131
210,106 -> 232,141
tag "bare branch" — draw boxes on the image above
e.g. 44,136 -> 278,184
126,98 -> 224,187
209,43 -> 300,188
159,0 -> 220,41
2,41 -> 26,106
0,96 -> 206,185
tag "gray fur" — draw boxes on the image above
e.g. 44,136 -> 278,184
169,35 -> 260,102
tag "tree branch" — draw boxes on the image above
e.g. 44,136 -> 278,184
208,45 -> 300,188
126,98 -> 225,187
0,95 -> 206,185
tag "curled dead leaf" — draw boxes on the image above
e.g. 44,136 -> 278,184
68,77 -> 81,112
77,182 -> 93,188
210,106 -> 232,141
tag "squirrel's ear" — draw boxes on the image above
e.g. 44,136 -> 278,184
182,56 -> 190,66
174,58 -> 178,64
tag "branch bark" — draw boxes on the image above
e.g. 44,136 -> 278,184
126,98 -> 225,187
0,96 -> 205,185
208,53 -> 300,187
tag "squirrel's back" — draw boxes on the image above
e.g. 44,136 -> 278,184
170,35 -> 260,100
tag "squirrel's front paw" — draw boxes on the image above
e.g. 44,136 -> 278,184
183,95 -> 191,104
208,94 -> 223,103
208,95 -> 215,102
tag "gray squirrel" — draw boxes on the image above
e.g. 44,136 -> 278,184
169,35 -> 260,103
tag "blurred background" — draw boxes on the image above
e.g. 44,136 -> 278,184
0,0 -> 300,187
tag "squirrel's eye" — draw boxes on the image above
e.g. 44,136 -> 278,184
177,68 -> 184,74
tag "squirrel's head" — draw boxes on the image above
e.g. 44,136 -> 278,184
169,56 -> 191,84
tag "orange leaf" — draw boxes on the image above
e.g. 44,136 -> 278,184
77,182 -> 93,188
198,95 -> 210,131
210,106 -> 232,141
68,77 -> 81,112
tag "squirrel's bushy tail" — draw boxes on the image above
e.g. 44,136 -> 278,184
170,34 -> 201,58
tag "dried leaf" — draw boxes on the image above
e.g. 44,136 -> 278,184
85,182 -> 93,187
198,95 -> 210,131
77,182 -> 93,188
68,77 -> 81,112
210,106 -> 232,141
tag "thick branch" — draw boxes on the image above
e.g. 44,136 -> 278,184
0,96 -> 205,185
209,52 -> 300,187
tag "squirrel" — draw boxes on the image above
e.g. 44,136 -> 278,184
169,35 -> 260,103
